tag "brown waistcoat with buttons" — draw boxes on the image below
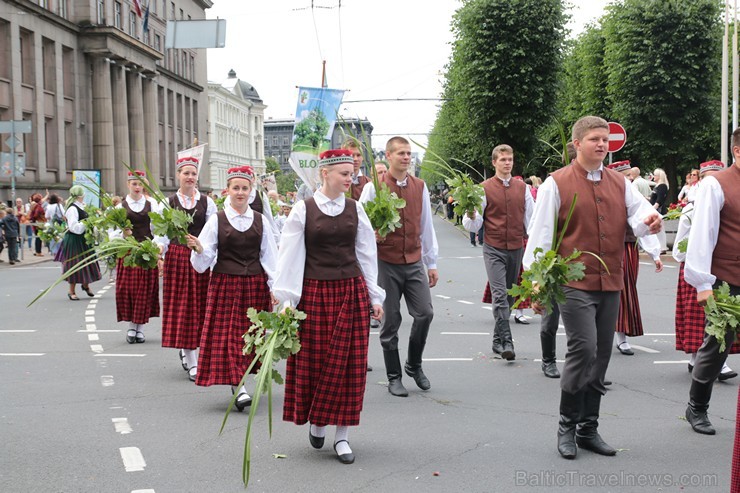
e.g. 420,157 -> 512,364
303,197 -> 362,280
212,210 -> 264,276
711,164 -> 740,286
376,172 -> 424,265
551,163 -> 627,292
122,200 -> 152,242
350,175 -> 371,201
482,177 -> 526,250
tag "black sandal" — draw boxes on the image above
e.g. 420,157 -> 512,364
82,286 -> 94,297
67,293 -> 79,301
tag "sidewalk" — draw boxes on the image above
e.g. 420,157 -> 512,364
0,242 -> 54,269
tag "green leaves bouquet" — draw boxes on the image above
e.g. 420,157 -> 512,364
37,222 -> 67,244
704,282 -> 740,352
416,144 -> 484,217
364,184 -> 406,238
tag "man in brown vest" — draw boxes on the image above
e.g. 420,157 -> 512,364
524,116 -> 662,460
684,128 -> 740,435
343,139 -> 372,201
359,136 -> 439,397
463,144 -> 533,361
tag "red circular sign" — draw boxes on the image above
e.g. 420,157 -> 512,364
608,122 -> 627,153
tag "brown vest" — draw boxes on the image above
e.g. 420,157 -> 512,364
168,193 -> 208,246
212,210 -> 264,276
551,164 -> 627,292
122,199 -> 152,242
376,173 -> 424,265
303,197 -> 362,280
350,175 -> 371,201
482,177 -> 526,249
250,190 -> 264,215
711,164 -> 740,286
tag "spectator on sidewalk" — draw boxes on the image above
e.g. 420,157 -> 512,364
1,208 -> 21,265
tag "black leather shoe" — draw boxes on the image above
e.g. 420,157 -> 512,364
542,361 -> 561,378
135,331 -> 145,343
617,342 -> 634,355
367,365 -> 373,372
333,440 -> 355,464
686,406 -> 716,435
179,349 -> 189,371
309,429 -> 325,449
235,392 -> 252,412
688,363 -> 694,373
576,432 -> 617,456
388,377 -> 409,397
558,428 -> 577,460
513,315 -> 530,325
126,330 -> 136,344
719,369 -> 738,381
404,364 -> 431,390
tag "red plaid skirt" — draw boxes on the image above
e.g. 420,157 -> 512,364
732,388 -> 740,493
675,263 -> 740,354
616,242 -> 643,336
283,276 -> 371,427
161,244 -> 210,349
196,272 -> 271,387
115,259 -> 160,324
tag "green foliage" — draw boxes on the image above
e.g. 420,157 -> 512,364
82,206 -> 132,247
148,207 -> 193,246
448,174 -> 485,216
293,109 -> 330,151
37,222 -> 67,243
214,194 -> 227,211
704,283 -> 740,352
116,237 -> 161,270
364,184 -> 407,238
677,237 -> 688,254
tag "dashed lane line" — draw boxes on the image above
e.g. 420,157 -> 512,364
441,332 -> 490,336
112,418 -> 133,435
630,344 -> 660,354
119,447 -> 146,472
0,353 -> 45,356
101,375 -> 114,387
94,354 -> 146,357
0,330 -> 37,333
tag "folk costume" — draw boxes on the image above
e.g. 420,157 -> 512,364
158,157 -> 217,381
112,170 -> 162,344
684,160 -> 740,436
190,166 -> 278,411
349,173 -> 371,201
276,149 -> 384,464
524,157 -> 659,460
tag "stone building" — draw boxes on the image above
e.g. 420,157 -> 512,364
207,69 -> 265,192
0,0 -> 212,203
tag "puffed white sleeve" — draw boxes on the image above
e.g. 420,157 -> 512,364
523,177 -> 560,270
273,201 -> 307,309
65,206 -> 86,235
685,177 -> 723,292
420,183 -> 439,269
355,201 -> 385,306
260,191 -> 281,245
358,181 -> 376,205
205,196 -> 218,220
259,214 -> 279,290
625,179 -> 658,238
672,206 -> 693,263
190,213 -> 219,274
637,233 -> 661,261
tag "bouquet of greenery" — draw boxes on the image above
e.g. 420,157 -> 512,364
37,222 -> 67,244
220,307 -> 306,487
508,195 -> 607,314
416,143 -> 484,217
704,282 -> 740,352
214,194 -> 227,211
364,184 -> 407,238
148,206 -> 193,246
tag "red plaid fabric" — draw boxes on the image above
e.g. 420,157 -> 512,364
674,263 -> 740,353
616,242 -> 643,336
195,272 -> 271,387
283,276 -> 371,427
732,388 -> 740,493
161,244 -> 210,349
115,258 -> 159,324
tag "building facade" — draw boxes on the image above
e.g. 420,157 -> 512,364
0,0 -> 212,203
207,69 -> 265,192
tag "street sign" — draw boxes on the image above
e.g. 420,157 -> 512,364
0,120 -> 32,134
5,135 -> 21,151
608,122 -> 627,153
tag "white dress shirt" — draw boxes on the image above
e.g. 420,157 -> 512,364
190,205 -> 278,290
107,195 -> 162,240
273,191 -> 385,309
64,201 -> 87,235
359,179 -> 439,270
672,203 -> 694,264
462,177 -> 535,235
224,189 -> 280,245
684,175 -> 727,292
155,190 -> 217,252
523,166 -> 658,270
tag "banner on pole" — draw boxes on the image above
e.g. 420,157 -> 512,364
73,170 -> 102,208
177,144 -> 207,164
288,87 -> 345,191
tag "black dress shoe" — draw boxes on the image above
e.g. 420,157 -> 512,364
719,369 -> 738,381
333,440 -> 355,464
688,363 -> 694,373
542,361 -> 561,378
686,406 -> 715,435
235,392 -> 252,412
576,432 -> 617,456
126,330 -> 136,344
367,365 -> 373,372
309,429 -> 325,449
617,342 -> 634,355
513,315 -> 530,325
179,349 -> 189,371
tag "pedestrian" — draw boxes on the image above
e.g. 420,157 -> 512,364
54,186 -> 102,300
630,167 -> 652,199
187,165 -> 278,411
15,197 -> 31,251
673,160 -> 738,379
1,208 -> 20,265
524,116 -> 662,460
45,194 -> 65,256
157,156 -> 217,382
649,168 -> 669,253
374,162 -> 388,181
360,136 -> 439,397
343,139 -> 371,200
275,149 -> 384,464
112,170 -> 162,344
684,130 -> 740,435
0,209 -> 5,262
463,144 -> 534,360
28,193 -> 46,257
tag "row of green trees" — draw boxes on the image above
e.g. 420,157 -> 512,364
423,0 -> 724,198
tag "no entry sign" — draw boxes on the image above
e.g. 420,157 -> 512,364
608,122 -> 627,153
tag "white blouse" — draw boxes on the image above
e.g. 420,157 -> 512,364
189,205 -> 278,290
273,191 -> 385,309
64,202 -> 87,235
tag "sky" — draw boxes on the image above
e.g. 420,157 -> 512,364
205,0 -> 614,154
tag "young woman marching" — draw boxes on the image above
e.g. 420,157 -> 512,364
186,166 -> 278,411
112,170 -> 162,344
55,185 -> 102,300
157,157 -> 217,381
274,149 -> 385,465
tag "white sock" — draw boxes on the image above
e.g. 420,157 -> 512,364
127,322 -> 137,337
689,353 -> 696,366
515,309 -> 524,318
184,349 -> 198,369
239,385 -> 250,398
136,324 -> 145,333
616,332 -> 627,345
310,424 -> 326,438
722,362 -> 734,374
334,426 -> 351,455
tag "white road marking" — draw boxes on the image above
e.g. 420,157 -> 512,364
112,417 -> 133,434
119,447 -> 146,472
457,300 -> 474,305
93,295 -> 102,299
95,354 -> 146,357
481,306 -> 492,311
90,345 -> 104,353
436,295 -> 451,300
441,332 -> 490,336
88,334 -> 99,341
101,375 -> 115,387
85,316 -> 95,323
132,490 -> 156,493
640,261 -> 676,269
422,358 -> 474,361
89,300 -> 98,305
78,329 -> 120,333
0,330 -> 36,333
534,359 -> 566,363
85,324 -> 97,331
654,360 -> 690,364
370,331 -> 379,335
644,333 -> 675,336
628,345 -> 660,354
85,310 -> 95,316
0,353 -> 45,356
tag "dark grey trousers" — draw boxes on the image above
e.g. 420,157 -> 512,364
378,260 -> 434,352
541,300 -> 560,338
558,287 -> 620,395
482,243 -> 523,323
692,282 -> 740,385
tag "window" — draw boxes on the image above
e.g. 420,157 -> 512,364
154,34 -> 161,52
114,2 -> 122,29
129,11 -> 137,38
143,29 -> 150,45
181,52 -> 187,77
170,2 -> 175,21
97,0 -> 105,24
190,54 -> 194,80
59,0 -> 68,19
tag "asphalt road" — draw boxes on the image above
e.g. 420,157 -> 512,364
1,214 -> 736,493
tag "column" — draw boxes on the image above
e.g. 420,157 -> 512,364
91,57 -> 115,193
126,71 -> 145,170
33,31 -> 46,180
54,40 -> 65,180
111,64 -> 130,194
143,78 -> 160,183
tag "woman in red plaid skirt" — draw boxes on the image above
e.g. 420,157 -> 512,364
156,156 -> 217,382
187,166 -> 278,412
274,149 -> 385,465
111,171 -> 163,344
673,161 -> 739,378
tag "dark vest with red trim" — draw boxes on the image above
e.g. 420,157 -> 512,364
376,173 -> 424,265
303,197 -> 362,280
212,210 -> 264,277
482,177 -> 526,250
122,199 -> 152,242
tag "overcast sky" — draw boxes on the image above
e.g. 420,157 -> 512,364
206,0 -> 614,153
